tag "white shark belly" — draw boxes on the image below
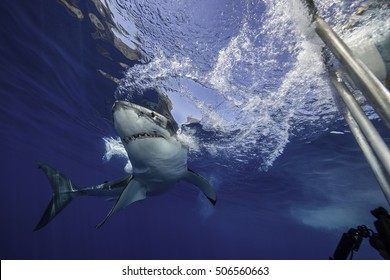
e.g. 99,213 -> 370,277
124,138 -> 188,195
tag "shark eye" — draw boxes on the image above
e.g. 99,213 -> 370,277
151,112 -> 155,118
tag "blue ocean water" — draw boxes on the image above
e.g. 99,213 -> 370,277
1,0 -> 389,260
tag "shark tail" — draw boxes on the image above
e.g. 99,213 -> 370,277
34,161 -> 80,231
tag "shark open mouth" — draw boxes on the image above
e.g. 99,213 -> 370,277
122,133 -> 165,144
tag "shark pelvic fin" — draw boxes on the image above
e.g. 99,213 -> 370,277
34,161 -> 80,231
96,179 -> 146,228
183,169 -> 217,205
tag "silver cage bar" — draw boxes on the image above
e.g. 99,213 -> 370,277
301,0 -> 390,205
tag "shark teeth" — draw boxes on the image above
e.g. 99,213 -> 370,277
122,133 -> 164,143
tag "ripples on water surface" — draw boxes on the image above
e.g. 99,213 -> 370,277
108,0 -> 390,169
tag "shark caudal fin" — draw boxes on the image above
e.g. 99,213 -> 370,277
34,162 -> 80,231
183,169 -> 217,205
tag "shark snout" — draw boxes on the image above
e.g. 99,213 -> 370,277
112,101 -> 128,113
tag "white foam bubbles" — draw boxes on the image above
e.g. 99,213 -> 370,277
177,129 -> 200,152
290,205 -> 361,230
102,137 -> 133,173
112,0 -> 339,171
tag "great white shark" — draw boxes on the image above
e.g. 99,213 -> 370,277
35,98 -> 217,231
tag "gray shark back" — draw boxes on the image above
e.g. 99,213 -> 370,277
154,91 -> 179,134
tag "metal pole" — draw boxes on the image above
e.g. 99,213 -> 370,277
330,71 -> 390,204
301,0 -> 390,130
343,108 -> 390,205
314,16 -> 390,130
330,71 -> 390,176
300,0 -> 390,204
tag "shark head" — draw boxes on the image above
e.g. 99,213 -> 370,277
112,100 -> 175,140
112,100 -> 186,173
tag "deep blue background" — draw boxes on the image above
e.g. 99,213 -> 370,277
1,0 -> 389,260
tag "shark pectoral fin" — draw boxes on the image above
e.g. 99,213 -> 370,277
96,179 -> 146,228
183,169 -> 217,205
